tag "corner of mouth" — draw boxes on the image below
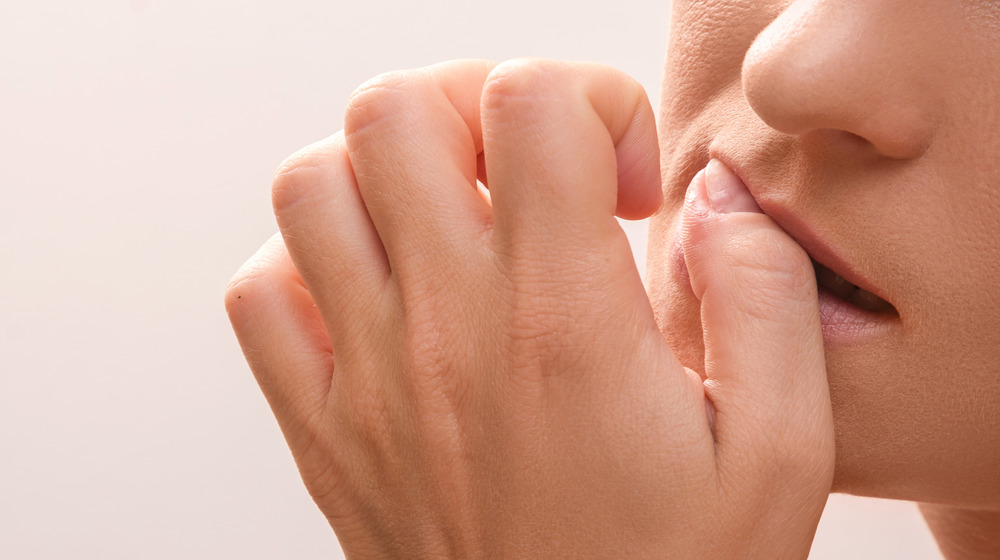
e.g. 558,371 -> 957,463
705,150 -> 899,321
811,257 -> 898,316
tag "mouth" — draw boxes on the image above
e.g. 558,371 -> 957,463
702,150 -> 900,344
808,255 -> 899,344
812,258 -> 895,315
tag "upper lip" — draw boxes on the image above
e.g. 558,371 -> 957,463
707,149 -> 896,310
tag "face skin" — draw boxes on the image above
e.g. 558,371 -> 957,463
648,0 -> 1000,509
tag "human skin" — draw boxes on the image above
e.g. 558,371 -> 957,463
227,1 -> 1000,558
646,0 -> 1000,556
227,58 -> 836,558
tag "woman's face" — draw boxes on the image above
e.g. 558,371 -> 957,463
648,0 -> 1000,506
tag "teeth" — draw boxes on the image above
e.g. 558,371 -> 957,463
813,260 -> 894,313
814,261 -> 857,300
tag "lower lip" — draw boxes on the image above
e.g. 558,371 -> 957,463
817,287 -> 896,346
667,216 -> 894,346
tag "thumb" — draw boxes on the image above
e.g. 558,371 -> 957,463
680,160 -> 834,506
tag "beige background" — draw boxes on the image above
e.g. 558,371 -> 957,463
0,1 -> 941,558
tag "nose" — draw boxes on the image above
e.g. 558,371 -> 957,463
741,0 -> 937,160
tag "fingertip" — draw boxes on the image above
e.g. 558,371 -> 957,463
225,233 -> 289,323
678,168 -> 713,299
615,182 -> 662,220
683,168 -> 710,215
613,100 -> 662,220
704,159 -> 762,214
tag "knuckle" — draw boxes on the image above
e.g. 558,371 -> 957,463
271,145 -> 334,217
482,57 -> 565,110
499,293 -> 597,376
723,420 -> 833,506
344,70 -> 418,137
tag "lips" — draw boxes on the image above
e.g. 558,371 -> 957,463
702,151 -> 900,340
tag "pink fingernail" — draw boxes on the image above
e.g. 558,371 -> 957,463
704,159 -> 762,214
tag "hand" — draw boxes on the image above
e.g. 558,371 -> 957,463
226,58 -> 835,559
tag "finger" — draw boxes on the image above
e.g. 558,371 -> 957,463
680,161 -> 835,499
343,59 -> 496,282
481,58 -> 662,252
225,233 -> 335,438
272,131 -> 392,348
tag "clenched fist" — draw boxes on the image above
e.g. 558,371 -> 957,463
226,59 -> 834,559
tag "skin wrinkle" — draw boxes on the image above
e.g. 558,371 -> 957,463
648,1 -> 1000,555
228,3 -> 1000,555
965,2 -> 1000,33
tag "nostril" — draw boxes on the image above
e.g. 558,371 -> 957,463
740,1 -> 935,161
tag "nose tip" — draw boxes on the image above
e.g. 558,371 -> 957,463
740,1 -> 934,160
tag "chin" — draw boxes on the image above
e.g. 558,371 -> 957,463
825,347 -> 1000,508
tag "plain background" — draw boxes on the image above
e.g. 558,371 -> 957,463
0,1 -> 942,558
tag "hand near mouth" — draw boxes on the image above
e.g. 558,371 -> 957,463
226,58 -> 835,559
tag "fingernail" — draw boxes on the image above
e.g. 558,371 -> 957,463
684,168 -> 707,209
704,159 -> 762,214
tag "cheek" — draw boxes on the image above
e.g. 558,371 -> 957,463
646,212 -> 706,375
663,0 -> 783,119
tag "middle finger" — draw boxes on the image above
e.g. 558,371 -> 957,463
343,59 -> 496,285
